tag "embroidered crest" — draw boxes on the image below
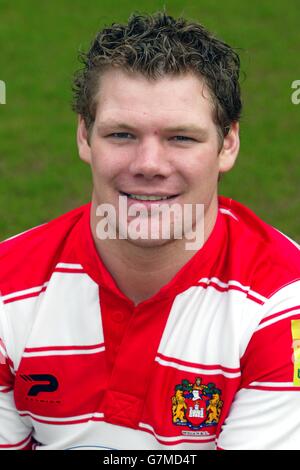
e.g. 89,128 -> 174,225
172,377 -> 223,430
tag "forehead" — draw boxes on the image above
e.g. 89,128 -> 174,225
94,69 -> 215,127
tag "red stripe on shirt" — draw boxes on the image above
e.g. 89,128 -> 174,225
3,286 -> 47,304
197,281 -> 264,305
0,432 -> 32,449
54,268 -> 85,274
259,306 -> 300,325
245,385 -> 300,391
24,343 -> 105,353
18,412 -> 105,426
139,424 -> 216,446
156,352 -> 240,373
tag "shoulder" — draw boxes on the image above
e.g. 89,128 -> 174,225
0,204 -> 90,297
219,196 -> 300,299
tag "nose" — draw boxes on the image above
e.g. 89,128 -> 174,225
128,138 -> 172,180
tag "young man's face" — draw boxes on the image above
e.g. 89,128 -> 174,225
77,68 -> 239,247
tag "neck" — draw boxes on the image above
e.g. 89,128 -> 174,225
90,196 -> 218,305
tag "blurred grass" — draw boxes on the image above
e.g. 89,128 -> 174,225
0,0 -> 299,240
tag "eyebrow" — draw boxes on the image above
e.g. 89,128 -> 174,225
163,125 -> 208,136
96,120 -> 209,137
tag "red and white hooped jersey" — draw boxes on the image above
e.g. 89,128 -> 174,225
0,196 -> 300,450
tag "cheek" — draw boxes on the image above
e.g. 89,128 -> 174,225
89,148 -> 119,180
179,154 -> 219,183
91,142 -> 131,173
90,158 -> 106,180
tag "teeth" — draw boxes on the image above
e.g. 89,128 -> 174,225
127,194 -> 170,201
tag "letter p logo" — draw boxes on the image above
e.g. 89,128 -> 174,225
21,374 -> 58,396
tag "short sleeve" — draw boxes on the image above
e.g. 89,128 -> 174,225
0,297 -> 33,450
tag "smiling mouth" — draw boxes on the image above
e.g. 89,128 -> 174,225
119,191 -> 178,201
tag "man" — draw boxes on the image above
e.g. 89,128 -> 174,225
0,11 -> 300,450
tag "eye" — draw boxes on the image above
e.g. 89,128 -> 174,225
108,132 -> 134,139
171,136 -> 196,142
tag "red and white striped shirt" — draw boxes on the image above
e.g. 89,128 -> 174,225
0,196 -> 300,450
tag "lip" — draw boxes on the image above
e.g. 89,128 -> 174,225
118,191 -> 180,207
119,190 -> 179,198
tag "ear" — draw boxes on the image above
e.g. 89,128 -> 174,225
218,122 -> 240,173
77,115 -> 92,164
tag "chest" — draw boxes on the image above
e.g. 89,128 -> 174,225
12,274 -> 260,441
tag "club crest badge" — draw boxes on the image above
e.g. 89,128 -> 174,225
172,377 -> 223,430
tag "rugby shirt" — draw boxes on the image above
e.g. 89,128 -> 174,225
0,196 -> 300,450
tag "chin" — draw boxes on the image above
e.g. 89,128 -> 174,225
125,235 -> 176,249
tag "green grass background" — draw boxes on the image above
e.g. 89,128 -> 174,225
0,0 -> 299,241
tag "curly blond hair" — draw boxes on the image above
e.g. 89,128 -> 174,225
72,11 -> 242,143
